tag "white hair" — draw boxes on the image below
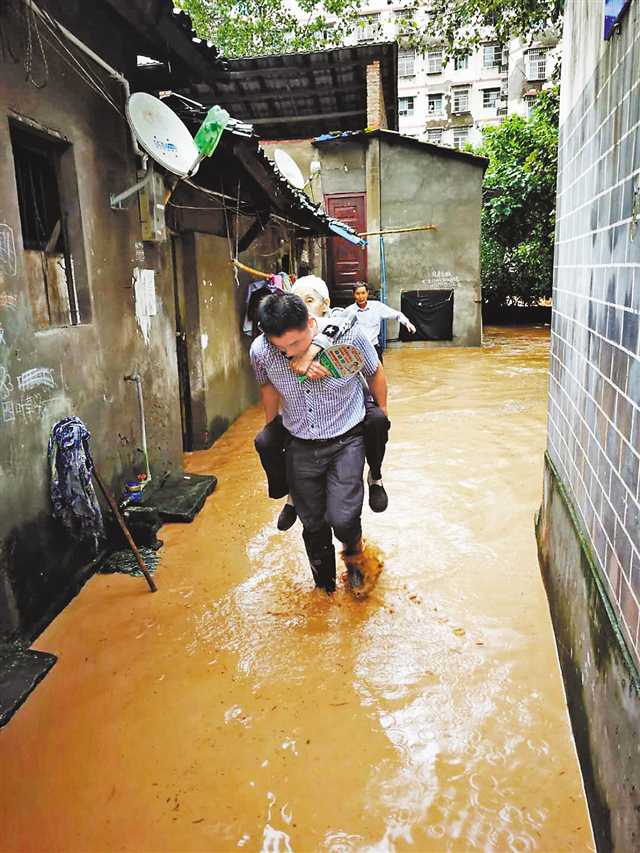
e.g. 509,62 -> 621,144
292,275 -> 329,304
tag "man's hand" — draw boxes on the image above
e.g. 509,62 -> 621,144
289,344 -> 330,380
406,322 -> 417,334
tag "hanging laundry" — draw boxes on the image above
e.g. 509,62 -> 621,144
243,278 -> 282,337
48,416 -> 105,551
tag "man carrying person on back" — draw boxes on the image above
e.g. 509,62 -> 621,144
250,292 -> 387,594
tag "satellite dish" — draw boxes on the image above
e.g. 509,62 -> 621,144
126,92 -> 199,177
274,148 -> 306,190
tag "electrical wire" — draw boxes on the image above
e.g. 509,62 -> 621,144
36,9 -> 122,116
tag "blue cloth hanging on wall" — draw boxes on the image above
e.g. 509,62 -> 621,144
48,416 -> 105,551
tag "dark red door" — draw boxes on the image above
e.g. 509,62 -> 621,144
325,193 -> 367,306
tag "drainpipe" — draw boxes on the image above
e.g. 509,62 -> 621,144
124,371 -> 152,483
28,0 -> 143,158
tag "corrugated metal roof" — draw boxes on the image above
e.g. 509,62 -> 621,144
169,42 -> 398,139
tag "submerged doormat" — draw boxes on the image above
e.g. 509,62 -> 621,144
139,473 -> 217,522
0,646 -> 57,728
99,546 -> 161,577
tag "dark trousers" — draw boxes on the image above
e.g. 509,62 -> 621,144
254,403 -> 390,499
375,344 -> 384,363
287,432 -> 365,554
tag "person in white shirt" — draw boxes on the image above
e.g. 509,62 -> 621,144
344,282 -> 416,361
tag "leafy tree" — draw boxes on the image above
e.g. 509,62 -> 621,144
176,0 -> 563,59
174,0 -> 362,57
474,86 -> 560,308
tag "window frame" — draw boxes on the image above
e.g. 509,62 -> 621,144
452,86 -> 471,113
357,13 -> 380,42
453,126 -> 470,149
482,87 -> 501,109
526,47 -> 548,80
399,95 -> 415,117
482,43 -> 502,68
398,47 -> 416,78
427,92 -> 444,116
10,119 -> 90,329
426,48 -> 444,74
426,127 -> 444,144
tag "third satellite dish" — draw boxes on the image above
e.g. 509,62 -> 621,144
126,92 -> 199,177
274,148 -> 306,190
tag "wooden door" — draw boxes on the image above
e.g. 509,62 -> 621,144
325,193 -> 367,306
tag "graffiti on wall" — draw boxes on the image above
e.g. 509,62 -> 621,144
0,224 -> 17,277
421,269 -> 462,289
0,365 -> 64,426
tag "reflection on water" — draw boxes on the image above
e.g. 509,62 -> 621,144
0,328 -> 593,852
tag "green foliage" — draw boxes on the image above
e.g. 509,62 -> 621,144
174,0 -> 362,58
475,86 -> 560,307
176,1 -> 563,59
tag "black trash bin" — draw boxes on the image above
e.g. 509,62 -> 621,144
399,289 -> 454,341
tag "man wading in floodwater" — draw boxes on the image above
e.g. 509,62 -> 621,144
250,293 -> 387,594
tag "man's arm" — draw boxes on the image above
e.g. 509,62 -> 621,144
259,381 -> 281,424
378,302 -> 416,333
365,365 -> 388,417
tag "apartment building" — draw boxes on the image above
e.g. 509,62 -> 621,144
348,2 -> 560,148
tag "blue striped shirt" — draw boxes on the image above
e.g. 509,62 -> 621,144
250,320 -> 379,439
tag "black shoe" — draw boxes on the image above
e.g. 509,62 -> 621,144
347,565 -> 364,590
368,482 -> 388,513
277,503 -> 297,531
308,544 -> 336,594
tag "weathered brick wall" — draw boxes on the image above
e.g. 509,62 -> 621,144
548,2 -> 640,660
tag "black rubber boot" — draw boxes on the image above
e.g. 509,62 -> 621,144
303,527 -> 336,593
341,539 -> 364,592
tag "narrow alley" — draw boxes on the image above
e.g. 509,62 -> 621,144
0,328 -> 593,852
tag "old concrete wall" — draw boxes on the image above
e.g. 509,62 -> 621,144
380,138 -> 483,346
537,454 -> 640,852
0,9 -> 182,641
188,230 -> 274,447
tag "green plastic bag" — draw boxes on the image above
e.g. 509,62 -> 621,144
193,105 -> 230,158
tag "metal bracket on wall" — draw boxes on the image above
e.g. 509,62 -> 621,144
110,169 -> 152,210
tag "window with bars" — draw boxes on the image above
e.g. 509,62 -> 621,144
482,43 -> 502,68
10,124 -> 87,329
454,54 -> 469,71
427,93 -> 443,116
453,127 -> 470,149
427,128 -> 443,143
526,48 -> 547,80
452,87 -> 470,113
398,48 -> 416,77
427,48 -> 443,74
524,94 -> 538,117
399,96 -> 415,117
482,87 -> 500,109
357,14 -> 380,42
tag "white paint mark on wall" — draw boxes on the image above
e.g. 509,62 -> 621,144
201,332 -> 209,350
0,366 -> 14,400
422,269 -> 461,288
0,293 -> 17,310
0,224 -> 17,276
17,367 -> 56,392
133,268 -> 157,345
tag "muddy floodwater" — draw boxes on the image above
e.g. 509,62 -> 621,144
0,327 -> 593,852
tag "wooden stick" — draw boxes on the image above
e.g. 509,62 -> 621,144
93,467 -> 157,593
232,258 -> 272,279
359,224 -> 437,237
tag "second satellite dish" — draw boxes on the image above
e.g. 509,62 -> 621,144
126,92 -> 199,177
274,148 -> 306,190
